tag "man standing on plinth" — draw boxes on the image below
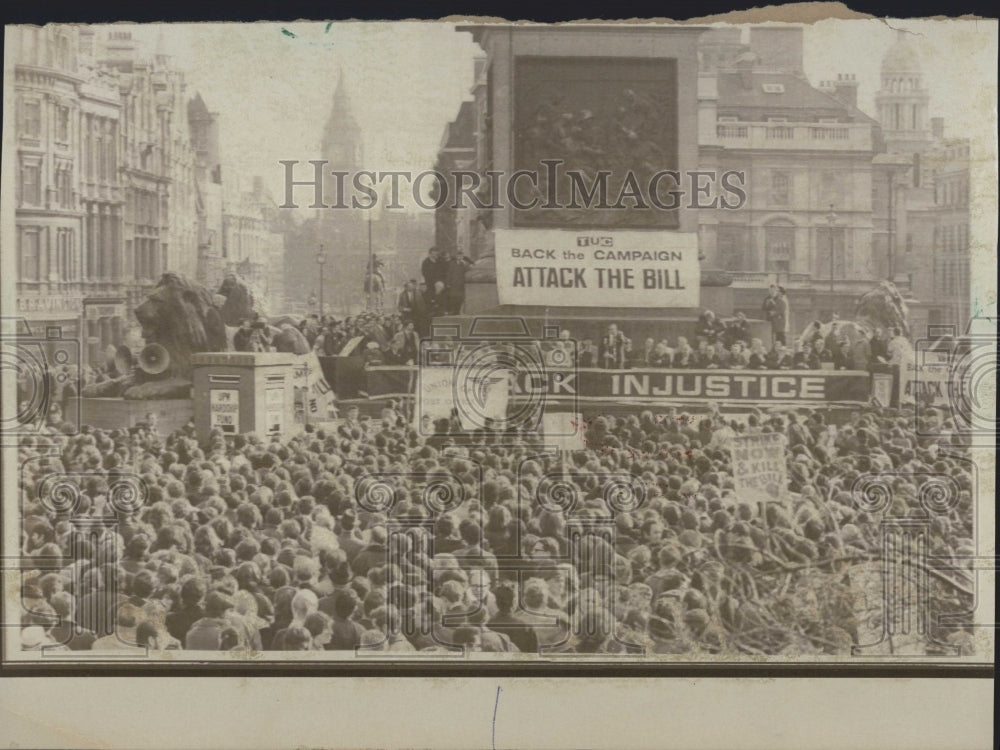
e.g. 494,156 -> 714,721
444,251 -> 473,315
770,286 -> 789,349
420,246 -> 447,317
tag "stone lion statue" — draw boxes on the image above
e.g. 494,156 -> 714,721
855,280 -> 910,338
84,273 -> 227,400
217,274 -> 259,328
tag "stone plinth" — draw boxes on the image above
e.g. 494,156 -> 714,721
191,352 -> 298,444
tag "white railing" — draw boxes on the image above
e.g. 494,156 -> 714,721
713,122 -> 871,150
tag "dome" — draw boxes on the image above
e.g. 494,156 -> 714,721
882,32 -> 921,73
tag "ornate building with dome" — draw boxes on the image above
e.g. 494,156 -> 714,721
876,30 -> 933,155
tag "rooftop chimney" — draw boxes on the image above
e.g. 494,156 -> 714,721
831,73 -> 858,109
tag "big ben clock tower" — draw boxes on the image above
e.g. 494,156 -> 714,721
319,69 -> 365,265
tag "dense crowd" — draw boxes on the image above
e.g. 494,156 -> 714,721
539,315 -> 911,374
220,308 -> 914,382
18,394 -> 975,656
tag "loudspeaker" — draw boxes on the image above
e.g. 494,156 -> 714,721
137,343 -> 171,376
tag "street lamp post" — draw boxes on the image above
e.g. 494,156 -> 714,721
826,204 -> 838,293
315,244 -> 326,318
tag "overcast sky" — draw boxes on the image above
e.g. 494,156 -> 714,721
104,20 -> 995,209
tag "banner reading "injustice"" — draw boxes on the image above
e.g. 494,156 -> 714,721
493,229 -> 700,308
366,367 -> 871,404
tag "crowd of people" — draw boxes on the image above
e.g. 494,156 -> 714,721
540,314 -> 911,373
18,391 -> 975,656
224,245 -> 472,365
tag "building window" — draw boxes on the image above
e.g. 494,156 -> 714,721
21,99 -> 41,137
717,225 -> 746,271
83,118 -> 93,180
764,221 -> 795,273
769,171 -> 790,206
55,105 -> 70,142
135,239 -> 145,280
21,160 -> 41,206
96,128 -> 106,181
56,165 -> 73,208
19,229 -> 41,282
106,124 -> 117,179
57,229 -> 70,281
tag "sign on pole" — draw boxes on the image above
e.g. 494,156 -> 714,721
293,351 -> 337,423
730,432 -> 789,506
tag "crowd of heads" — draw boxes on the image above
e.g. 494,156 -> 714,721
18,390 -> 975,656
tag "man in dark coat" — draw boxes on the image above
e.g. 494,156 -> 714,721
420,247 -> 447,316
444,252 -> 473,315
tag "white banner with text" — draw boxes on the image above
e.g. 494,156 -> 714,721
494,229 -> 700,308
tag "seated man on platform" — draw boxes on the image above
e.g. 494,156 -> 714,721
767,344 -> 794,369
383,334 -> 409,365
713,340 -> 731,369
729,341 -> 750,369
695,310 -> 726,345
649,342 -> 672,368
833,337 -> 854,370
633,337 -> 657,368
695,338 -> 717,369
811,337 -> 833,369
723,312 -> 752,348
747,338 -> 768,370
672,336 -> 695,368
